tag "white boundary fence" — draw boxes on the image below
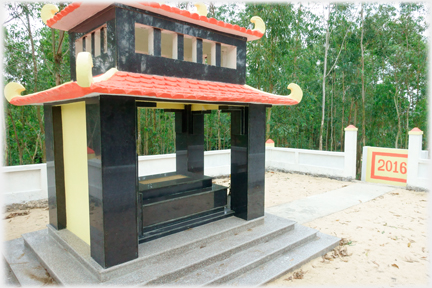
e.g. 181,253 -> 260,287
406,129 -> 430,190
265,125 -> 357,179
360,128 -> 430,191
2,126 -> 359,205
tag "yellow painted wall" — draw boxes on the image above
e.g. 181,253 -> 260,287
61,102 -> 90,244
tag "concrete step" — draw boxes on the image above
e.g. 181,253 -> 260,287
21,229 -> 100,285
104,214 -> 295,285
3,237 -> 57,286
140,208 -> 235,243
6,213 -> 338,286
224,231 -> 340,286
40,215 -> 269,283
20,214 -> 293,284
167,224 -> 318,286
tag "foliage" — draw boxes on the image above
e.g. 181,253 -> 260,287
3,2 -> 428,181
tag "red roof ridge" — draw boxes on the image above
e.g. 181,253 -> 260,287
47,2 -> 81,27
46,2 -> 264,41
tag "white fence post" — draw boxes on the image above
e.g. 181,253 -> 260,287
344,125 -> 358,179
407,127 -> 423,188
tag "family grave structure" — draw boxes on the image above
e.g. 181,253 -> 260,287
4,2 -> 339,285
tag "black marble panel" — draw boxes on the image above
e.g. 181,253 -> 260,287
91,32 -> 95,57
70,18 -> 116,81
128,53 -> 244,83
197,38 -> 203,64
139,172 -> 212,201
69,33 -> 76,80
230,105 -> 266,220
100,27 -> 105,54
86,98 -> 104,266
140,207 -> 233,243
85,98 -> 103,266
115,5 -> 246,84
175,106 -> 204,175
44,105 -> 66,230
86,96 -> 138,268
118,4 -> 246,43
216,43 -> 221,67
153,28 -> 161,57
142,184 -> 227,227
246,105 -> 266,219
177,34 -> 184,61
69,4 -> 247,82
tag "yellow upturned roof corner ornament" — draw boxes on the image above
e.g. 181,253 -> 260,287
244,82 -> 303,104
287,83 -> 303,103
41,4 -> 59,25
94,68 -> 119,83
194,3 -> 208,17
76,52 -> 94,88
4,82 -> 25,102
250,16 -> 265,34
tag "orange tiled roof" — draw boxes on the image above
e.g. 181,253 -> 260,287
47,2 -> 264,41
9,72 -> 299,106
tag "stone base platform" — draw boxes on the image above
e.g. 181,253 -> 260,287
4,213 -> 339,286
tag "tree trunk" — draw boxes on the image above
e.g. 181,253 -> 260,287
341,71 -> 346,151
325,103 -> 330,151
354,101 -> 357,127
405,81 -> 411,149
26,8 -> 47,163
144,109 -> 149,155
394,87 -> 401,149
360,4 -> 366,147
330,71 -> 334,151
171,113 -> 175,153
266,108 -> 272,140
217,110 -> 221,150
319,3 -> 331,150
265,82 -> 274,140
8,109 -> 23,165
137,109 -> 142,155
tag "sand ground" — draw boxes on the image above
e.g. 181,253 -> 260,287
3,171 -> 429,286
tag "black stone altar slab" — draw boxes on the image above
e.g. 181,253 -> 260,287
138,171 -> 212,202
138,170 -> 231,243
141,183 -> 228,227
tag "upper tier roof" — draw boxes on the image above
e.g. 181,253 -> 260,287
47,2 -> 264,41
9,71 -> 300,106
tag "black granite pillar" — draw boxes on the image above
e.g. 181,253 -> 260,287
175,105 -> 204,175
177,34 -> 184,61
86,95 -> 138,268
44,105 -> 67,230
91,32 -> 95,57
197,39 -> 203,64
230,105 -> 266,220
100,27 -> 105,54
216,43 -> 221,67
154,28 -> 161,57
